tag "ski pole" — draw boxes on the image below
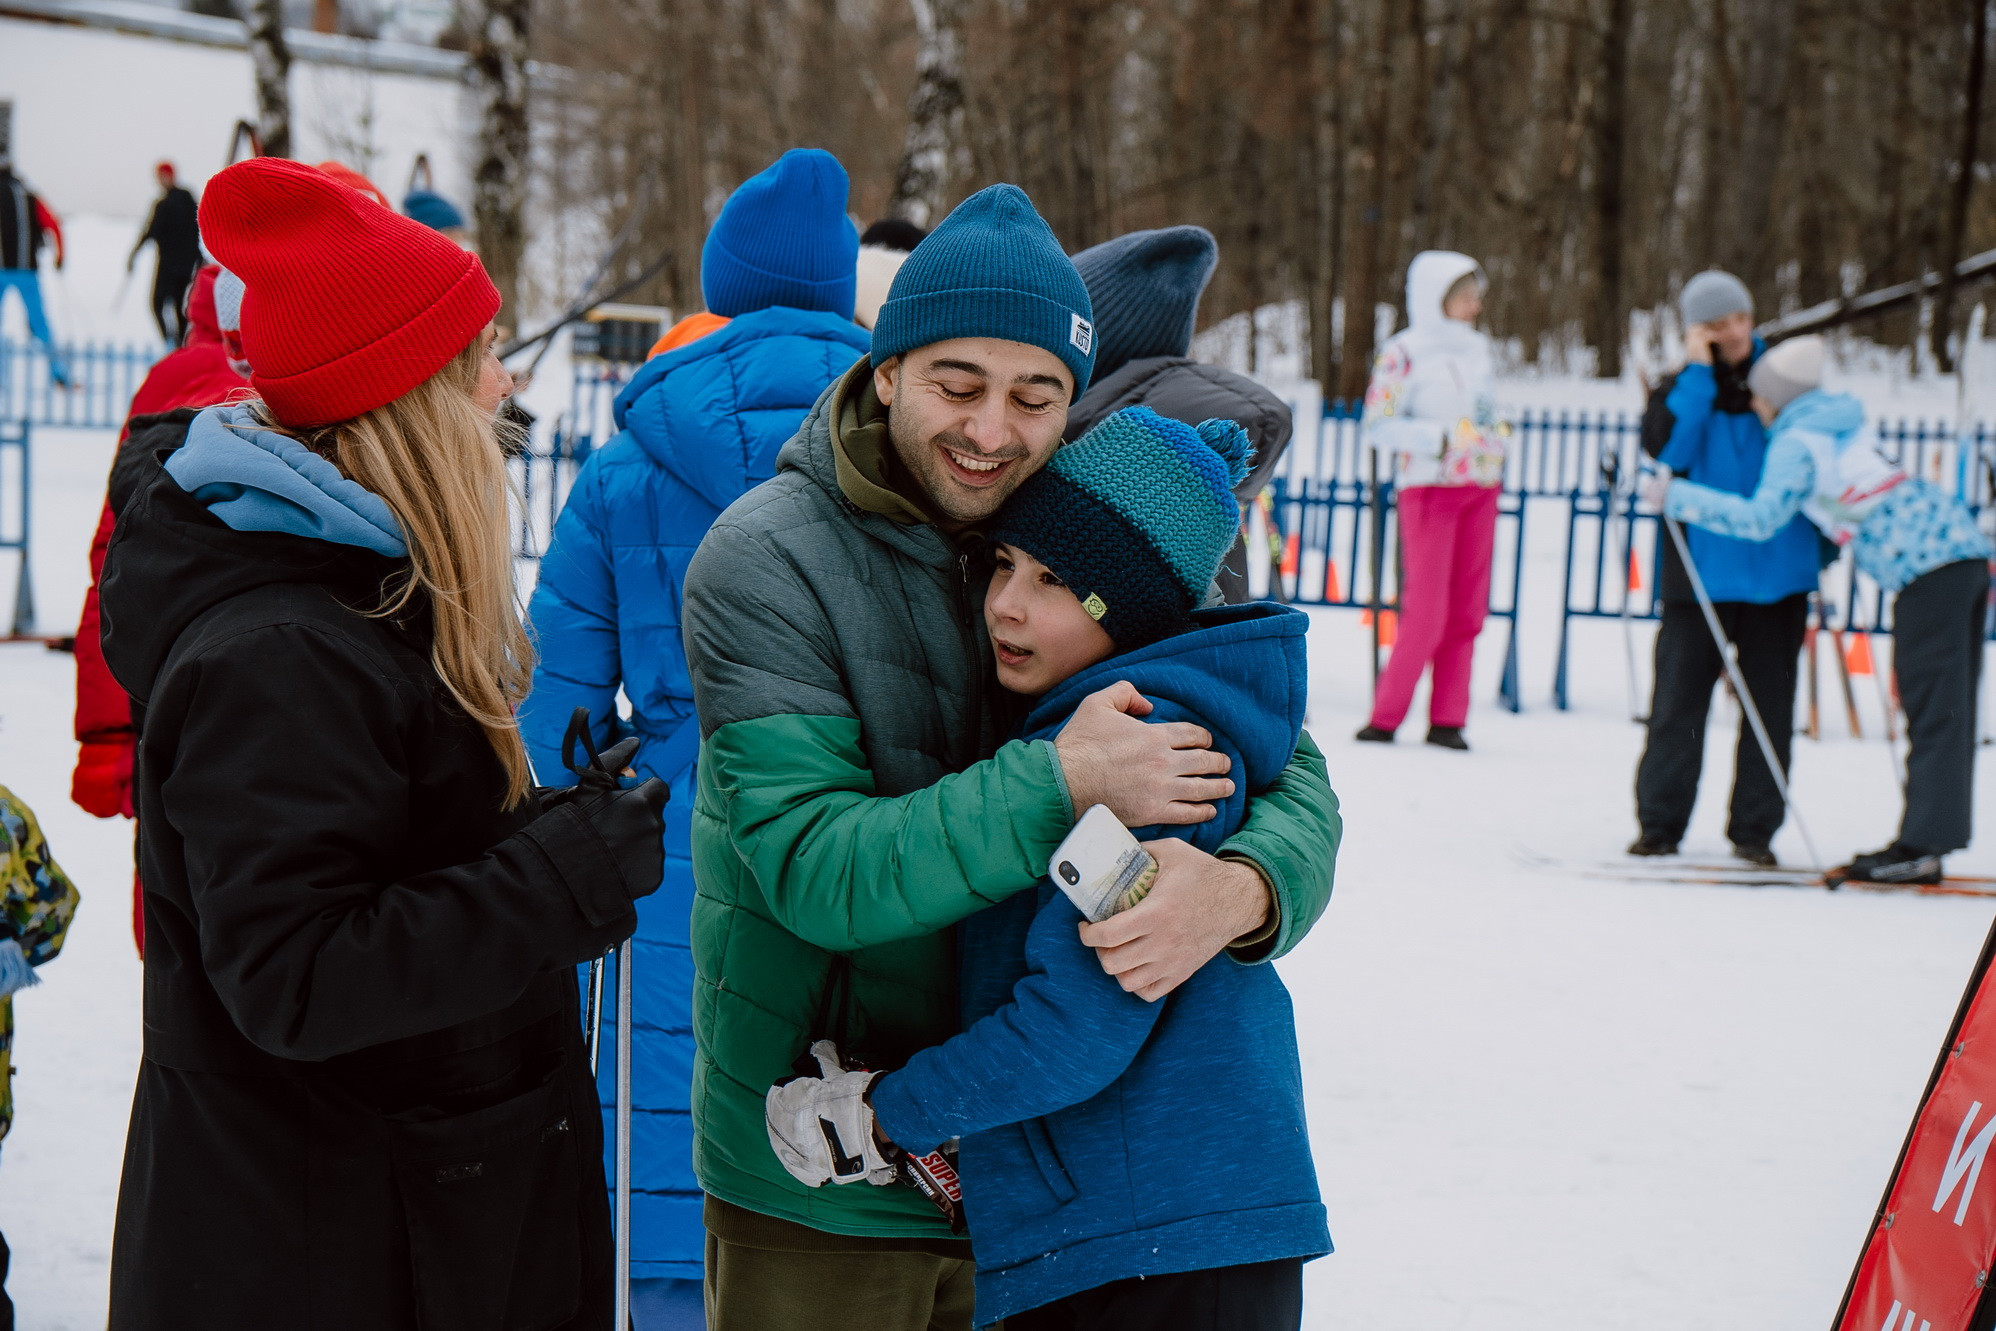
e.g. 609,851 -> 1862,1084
1662,513 -> 1825,871
585,950 -> 607,1076
1803,597 -> 1820,742
1610,451 -> 1645,723
613,936 -> 632,1331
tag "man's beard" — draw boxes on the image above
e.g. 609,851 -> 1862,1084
888,416 -> 1038,525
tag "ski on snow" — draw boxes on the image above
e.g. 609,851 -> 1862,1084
1510,848 -> 1996,899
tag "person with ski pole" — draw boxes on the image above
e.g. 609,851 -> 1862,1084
1354,251 -> 1507,750
523,147 -> 871,1331
127,162 -> 202,345
98,157 -> 668,1329
678,184 -> 1338,1331
1630,271 -> 1826,866
1645,334 -> 1993,884
1064,225 -> 1294,605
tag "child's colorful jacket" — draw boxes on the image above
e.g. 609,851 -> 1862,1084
1665,390 -> 1991,592
869,603 -> 1334,1327
0,785 -> 80,1139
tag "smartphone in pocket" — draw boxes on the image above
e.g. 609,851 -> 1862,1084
1047,805 -> 1158,923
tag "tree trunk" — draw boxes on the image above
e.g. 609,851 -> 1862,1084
1723,0 -> 1798,293
464,0 -> 532,326
1932,0 -> 1990,372
246,0 -> 292,160
1309,0 -> 1345,389
1590,0 -> 1633,377
889,0 -> 967,227
1337,5 -> 1395,402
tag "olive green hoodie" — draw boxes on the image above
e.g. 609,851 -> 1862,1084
681,358 -> 1339,1238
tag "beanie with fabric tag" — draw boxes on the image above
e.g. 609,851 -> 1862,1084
994,405 -> 1252,650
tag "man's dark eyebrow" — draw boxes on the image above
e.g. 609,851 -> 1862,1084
923,358 -> 988,377
1015,373 -> 1067,392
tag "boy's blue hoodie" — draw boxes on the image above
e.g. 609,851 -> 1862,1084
1665,390 -> 1991,593
869,601 -> 1333,1327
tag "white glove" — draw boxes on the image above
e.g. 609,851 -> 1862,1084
765,1041 -> 896,1188
1639,466 -> 1673,510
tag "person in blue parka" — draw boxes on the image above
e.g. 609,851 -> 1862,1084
522,147 -> 870,1330
1630,270 -> 1823,866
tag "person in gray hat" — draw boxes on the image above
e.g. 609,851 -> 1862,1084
1065,225 -> 1293,603
1629,269 -> 1824,865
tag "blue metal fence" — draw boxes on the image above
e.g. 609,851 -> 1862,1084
0,339 -> 166,430
1,419 -> 33,636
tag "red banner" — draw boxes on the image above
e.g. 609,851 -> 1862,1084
1838,921 -> 1996,1331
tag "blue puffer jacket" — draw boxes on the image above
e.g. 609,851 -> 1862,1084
522,306 -> 871,1279
1658,346 -> 1822,603
1667,390 -> 1992,593
870,603 -> 1334,1327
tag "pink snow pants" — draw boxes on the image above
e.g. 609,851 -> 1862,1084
1369,483 -> 1500,732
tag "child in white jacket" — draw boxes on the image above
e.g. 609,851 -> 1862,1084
1357,250 -> 1509,750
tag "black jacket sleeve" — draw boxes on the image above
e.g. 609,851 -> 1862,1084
158,620 -> 635,1062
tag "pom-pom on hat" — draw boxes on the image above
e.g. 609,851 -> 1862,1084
1071,225 -> 1218,381
199,157 -> 500,428
701,148 -> 859,319
993,404 -> 1251,650
871,184 -> 1097,394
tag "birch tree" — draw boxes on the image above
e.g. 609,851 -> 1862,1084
246,0 -> 292,159
889,0 -> 968,227
463,0 -> 531,324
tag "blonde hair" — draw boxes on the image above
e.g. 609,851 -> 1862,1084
259,341 -> 535,805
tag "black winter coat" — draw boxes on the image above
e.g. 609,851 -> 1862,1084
99,425 -> 638,1330
138,185 -> 202,273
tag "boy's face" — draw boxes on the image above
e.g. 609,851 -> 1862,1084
985,542 -> 1117,696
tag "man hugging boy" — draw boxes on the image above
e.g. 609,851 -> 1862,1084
767,405 -> 1334,1330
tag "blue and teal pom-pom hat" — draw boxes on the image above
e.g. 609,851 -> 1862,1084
701,148 -> 859,319
870,183 -> 1097,393
994,405 -> 1252,650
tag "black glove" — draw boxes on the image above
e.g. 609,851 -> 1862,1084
544,709 -> 668,903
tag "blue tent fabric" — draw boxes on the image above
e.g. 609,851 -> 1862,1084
522,304 -> 872,1279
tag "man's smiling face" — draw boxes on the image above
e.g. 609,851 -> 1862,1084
874,338 -> 1074,528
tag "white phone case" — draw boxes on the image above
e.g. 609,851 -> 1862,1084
1047,804 -> 1158,923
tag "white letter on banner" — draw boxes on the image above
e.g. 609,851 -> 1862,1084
1934,1101 -> 1996,1226
1881,1302 -> 1933,1331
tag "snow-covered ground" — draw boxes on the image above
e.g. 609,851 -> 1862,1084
1,410 -> 1991,1329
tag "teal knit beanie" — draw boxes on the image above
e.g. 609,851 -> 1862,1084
870,184 -> 1097,393
993,405 -> 1252,650
702,149 -> 859,319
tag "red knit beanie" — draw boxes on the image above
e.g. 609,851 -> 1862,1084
198,157 -> 500,428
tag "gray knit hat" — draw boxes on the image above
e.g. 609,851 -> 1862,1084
1071,226 -> 1219,382
1680,270 -> 1754,327
1746,335 -> 1825,412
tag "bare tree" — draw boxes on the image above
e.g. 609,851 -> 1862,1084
1933,0 -> 1991,371
889,0 -> 968,227
1590,0 -> 1633,377
246,0 -> 292,159
463,0 -> 531,324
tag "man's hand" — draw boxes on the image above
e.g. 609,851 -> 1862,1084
1683,324 -> 1715,366
1076,838 -> 1271,1002
1054,682 -> 1233,827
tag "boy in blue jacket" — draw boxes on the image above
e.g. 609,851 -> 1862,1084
1650,335 -> 1993,885
521,148 -> 870,1327
766,406 -> 1335,1330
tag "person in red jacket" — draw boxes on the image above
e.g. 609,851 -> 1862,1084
72,264 -> 248,953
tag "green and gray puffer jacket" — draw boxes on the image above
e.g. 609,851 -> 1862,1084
681,358 -> 1339,1239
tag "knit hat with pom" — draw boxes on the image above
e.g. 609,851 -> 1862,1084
198,157 -> 501,428
993,404 -> 1252,650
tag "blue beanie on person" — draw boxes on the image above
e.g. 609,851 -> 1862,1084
870,183 -> 1097,393
1071,225 -> 1218,382
701,149 -> 860,319
402,189 -> 467,233
993,405 -> 1252,650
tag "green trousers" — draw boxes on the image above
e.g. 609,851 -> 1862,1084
703,1196 -> 979,1331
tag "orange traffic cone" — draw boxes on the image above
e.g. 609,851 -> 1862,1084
1324,559 -> 1343,602
1377,609 -> 1398,646
1845,631 -> 1874,676
1280,531 -> 1299,578
1628,547 -> 1644,591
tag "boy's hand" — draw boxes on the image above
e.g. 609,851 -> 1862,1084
1077,838 -> 1271,1001
1055,682 -> 1234,826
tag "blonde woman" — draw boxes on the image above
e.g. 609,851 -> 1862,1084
98,158 -> 666,1329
